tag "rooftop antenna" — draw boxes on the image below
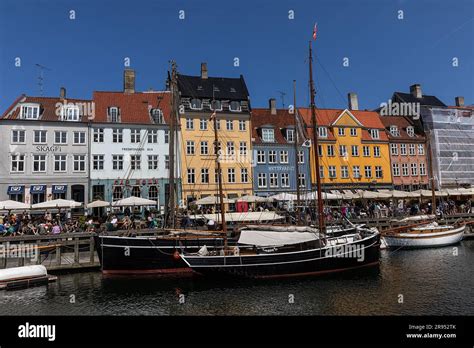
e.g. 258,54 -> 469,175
35,63 -> 51,96
278,91 -> 286,108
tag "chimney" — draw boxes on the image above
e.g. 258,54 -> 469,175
410,84 -> 422,99
455,96 -> 465,107
348,92 -> 359,110
124,69 -> 135,93
269,98 -> 277,115
201,62 -> 208,79
59,87 -> 66,99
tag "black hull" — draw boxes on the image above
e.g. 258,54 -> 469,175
94,234 -> 229,275
182,233 -> 381,279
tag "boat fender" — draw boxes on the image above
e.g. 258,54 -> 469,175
173,250 -> 181,260
233,246 -> 240,256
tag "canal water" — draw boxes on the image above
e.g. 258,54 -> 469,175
1,240 -> 473,316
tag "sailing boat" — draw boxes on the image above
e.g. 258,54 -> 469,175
179,39 -> 381,279
381,131 -> 466,248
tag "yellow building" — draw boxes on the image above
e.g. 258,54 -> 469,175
177,64 -> 253,205
299,106 -> 392,190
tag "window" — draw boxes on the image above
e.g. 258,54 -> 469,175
268,150 -> 277,164
61,105 -> 80,121
109,107 -> 120,123
298,174 -> 306,188
241,168 -> 249,183
227,168 -> 235,183
112,155 -> 123,170
338,127 -> 345,136
93,155 -> 104,170
211,100 -> 222,111
227,141 -> 235,156
11,154 -> 25,172
392,163 -> 400,176
200,141 -> 209,155
54,131 -> 67,144
286,129 -> 295,142
229,101 -> 241,112
350,128 -> 357,136
239,120 -> 246,131
34,130 -> 47,144
408,144 -> 415,156
73,155 -> 86,172
390,126 -> 399,136
319,166 -> 325,178
418,144 -> 425,155
391,144 -> 398,155
318,127 -> 328,138
258,173 -> 267,188
186,118 -> 194,130
257,150 -> 266,164
262,128 -> 274,142
364,166 -> 372,178
214,141 -> 222,155
402,163 -> 409,176
148,155 -> 159,170
298,150 -> 304,164
151,109 -> 164,124
369,129 -> 379,139
112,129 -> 122,143
93,129 -> 104,143
419,163 -> 426,175
131,155 -> 141,170
226,120 -> 234,130
131,129 -> 141,143
201,168 -> 209,184
281,173 -> 290,187
375,166 -> 383,179
328,166 -> 337,178
340,145 -> 348,157
148,130 -> 158,143
131,186 -> 141,198
190,99 -> 202,110
341,166 -> 349,179
74,131 -> 86,144
411,163 -> 417,176
400,144 -> 407,155
407,126 -> 414,137
54,155 -> 67,172
11,130 -> 25,143
33,154 -> 46,172
280,151 -> 289,164
374,146 -> 380,157
214,169 -> 220,184
164,130 -> 169,144
186,141 -> 195,155
353,166 -> 361,178
200,118 -> 208,130
239,142 -> 247,156
21,104 -> 40,119
269,173 -> 278,187
148,186 -> 159,201
327,145 -> 335,157
165,155 -> 170,170
351,145 -> 359,157
113,186 -> 123,201
318,145 -> 323,156
215,120 -> 221,130
363,146 -> 370,157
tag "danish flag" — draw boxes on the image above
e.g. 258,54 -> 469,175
312,23 -> 318,40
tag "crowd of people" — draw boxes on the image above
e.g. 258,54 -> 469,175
0,211 -> 80,236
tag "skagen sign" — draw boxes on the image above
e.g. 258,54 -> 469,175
36,145 -> 63,152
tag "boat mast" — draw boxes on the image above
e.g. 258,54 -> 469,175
309,41 -> 325,235
167,61 -> 178,229
293,80 -> 301,224
426,130 -> 437,214
212,86 -> 227,247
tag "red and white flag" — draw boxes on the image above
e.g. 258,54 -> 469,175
312,22 -> 318,40
209,110 -> 216,122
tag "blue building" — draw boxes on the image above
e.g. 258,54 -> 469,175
251,99 -> 312,197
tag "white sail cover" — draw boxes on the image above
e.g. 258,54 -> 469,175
190,212 -> 284,222
238,230 -> 319,247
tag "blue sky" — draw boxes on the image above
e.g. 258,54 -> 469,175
1,0 -> 473,114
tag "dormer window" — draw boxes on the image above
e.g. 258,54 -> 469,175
406,126 -> 414,137
262,128 -> 275,142
20,104 -> 40,119
318,127 -> 328,138
229,101 -> 241,112
286,129 -> 295,143
151,108 -> 164,124
190,99 -> 202,110
369,129 -> 379,139
211,100 -> 222,111
108,107 -> 120,123
390,126 -> 400,136
61,105 -> 80,121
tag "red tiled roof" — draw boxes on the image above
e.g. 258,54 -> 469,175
92,91 -> 171,125
380,116 -> 426,142
251,108 -> 308,144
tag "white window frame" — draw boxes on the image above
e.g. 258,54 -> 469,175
262,128 -> 274,142
280,151 -> 289,164
402,163 -> 409,176
341,166 -> 349,179
229,101 -> 241,112
93,154 -> 104,170
240,168 -> 249,183
187,168 -> 195,184
186,141 -> 195,155
391,144 -> 398,155
130,129 -> 141,143
257,173 -> 267,188
409,144 -> 416,156
353,166 -> 361,179
400,144 -> 407,156
54,154 -> 67,172
73,155 -> 86,172
268,150 -> 277,164
239,120 -> 246,131
21,104 -> 40,120
363,146 -> 370,157
318,127 -> 328,138
186,118 -> 194,130
281,173 -> 290,188
148,155 -> 159,170
130,155 -> 141,170
112,155 -> 124,170
10,154 -> 25,173
32,154 -> 47,173
364,165 -> 372,178
286,128 -> 295,142
34,130 -> 47,144
375,166 -> 383,179
350,128 -> 357,136
200,118 -> 208,130
112,129 -> 123,143
200,141 -> 209,155
327,145 -> 335,157
338,127 -> 345,136
228,168 -> 236,183
54,131 -> 67,145
73,131 -> 86,144
257,150 -> 266,164
11,130 -> 26,144
407,126 -> 414,137
374,146 -> 380,157
148,130 -> 158,144
328,166 -> 337,178
418,144 -> 425,155
269,173 -> 278,188
298,150 -> 304,164
93,128 -> 104,143
370,129 -> 379,139
392,163 -> 400,176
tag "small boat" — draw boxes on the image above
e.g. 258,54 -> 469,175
0,265 -> 57,290
382,222 -> 466,249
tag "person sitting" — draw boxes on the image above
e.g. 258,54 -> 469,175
51,222 -> 61,234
